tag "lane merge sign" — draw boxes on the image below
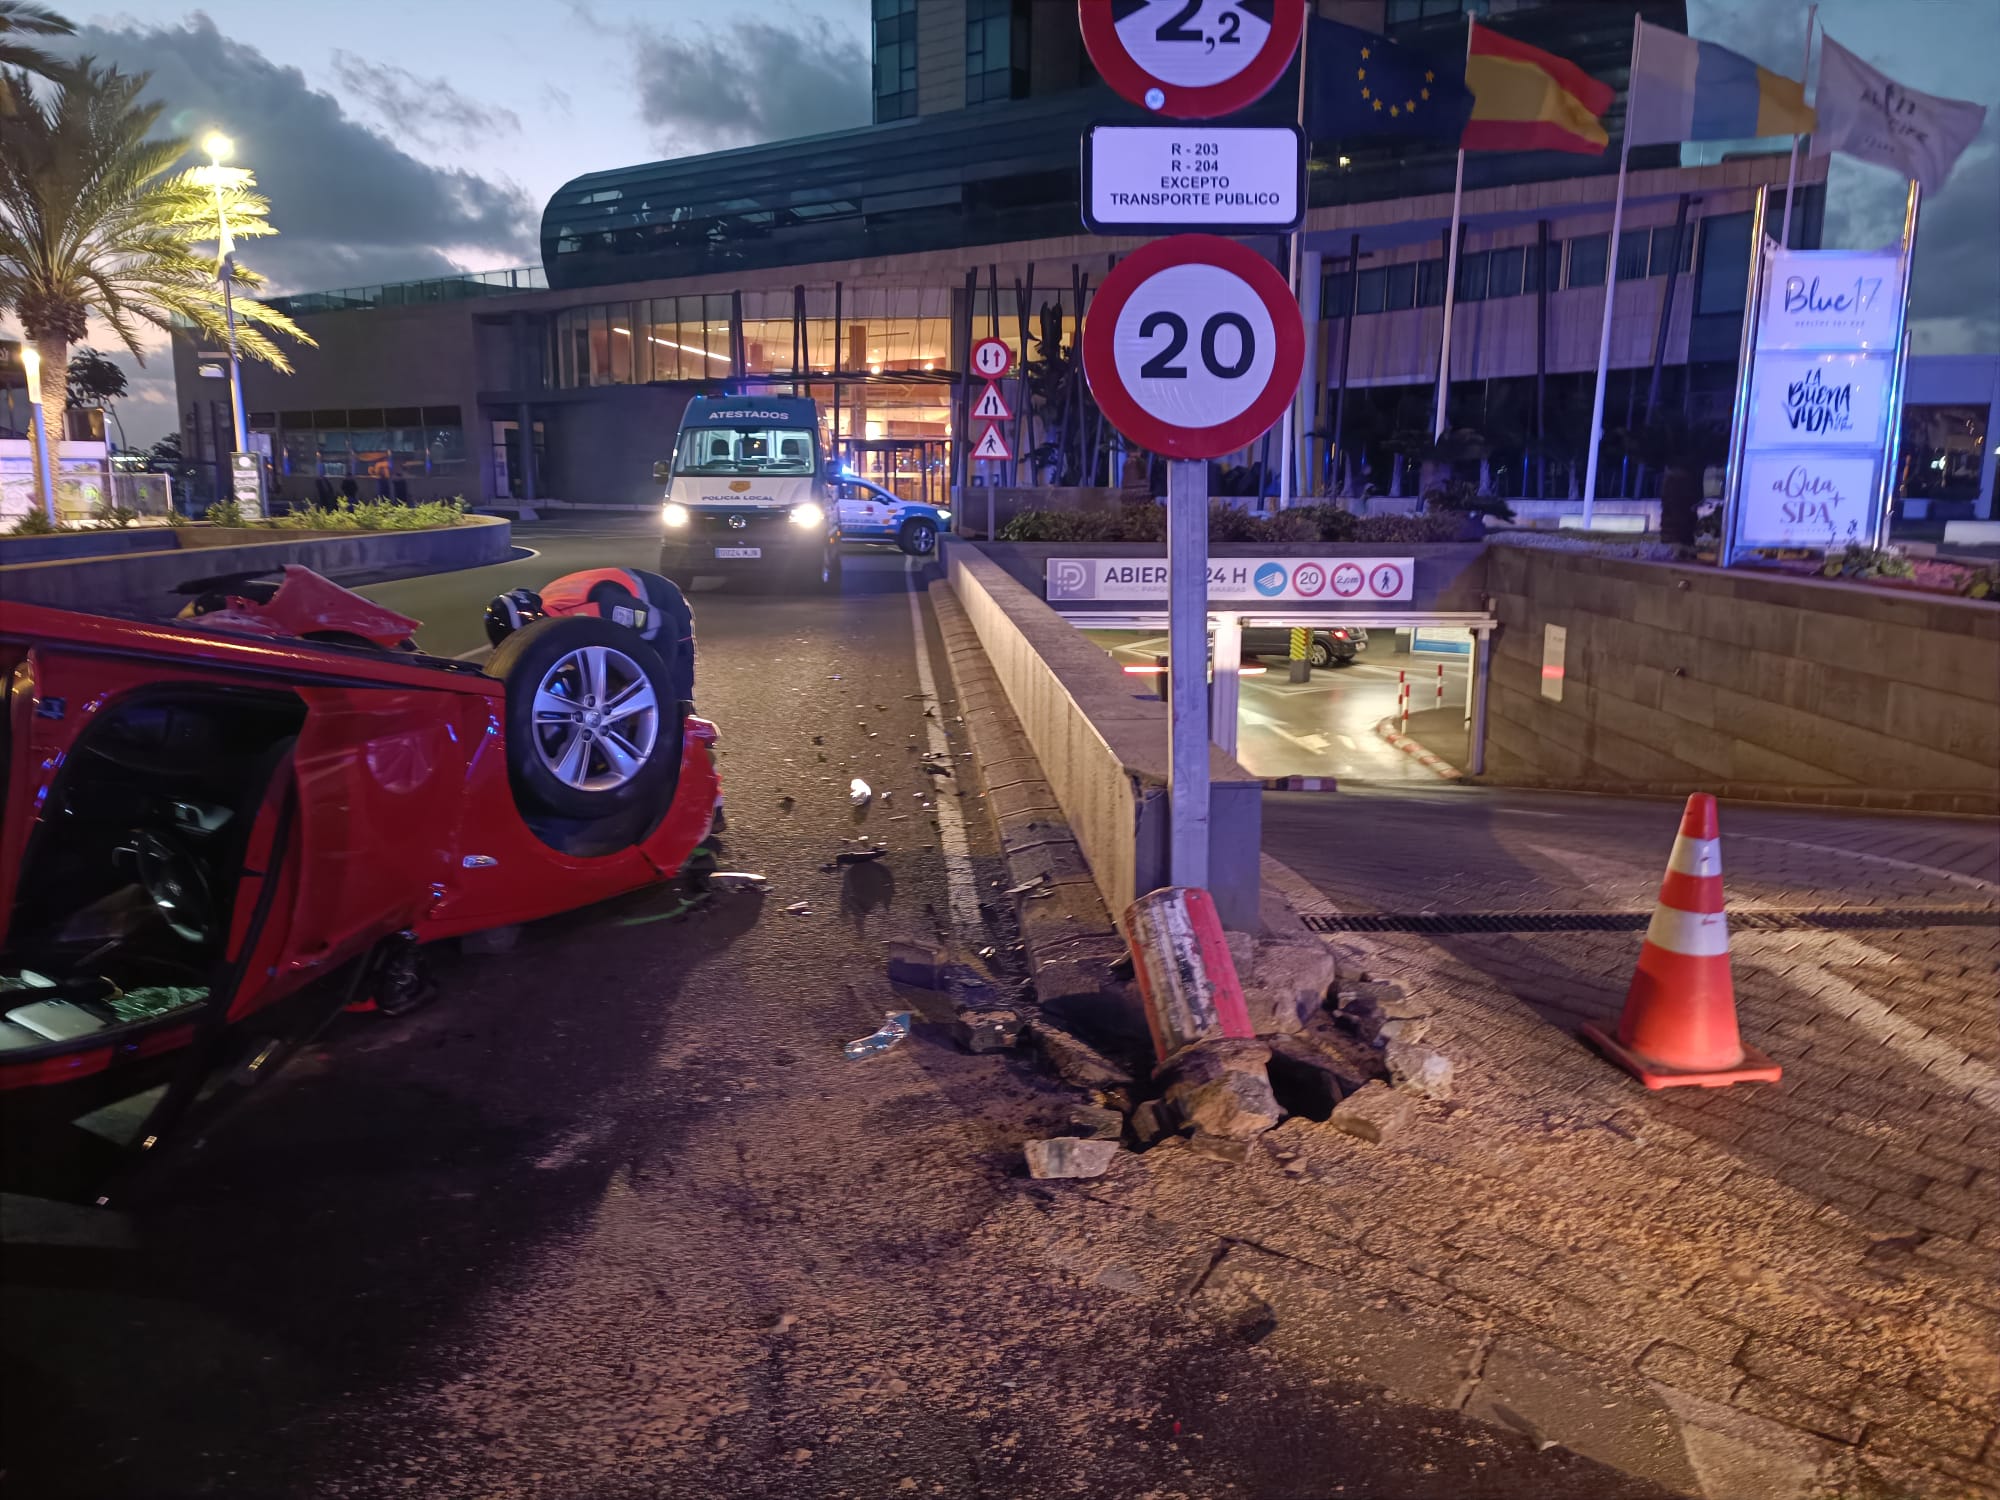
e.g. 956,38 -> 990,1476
971,337 -> 1014,380
1080,0 -> 1305,118
971,382 -> 1013,422
1082,233 -> 1304,461
1083,122 -> 1304,235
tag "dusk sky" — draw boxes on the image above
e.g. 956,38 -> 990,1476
18,0 -> 1997,444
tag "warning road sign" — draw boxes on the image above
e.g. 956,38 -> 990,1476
971,424 -> 1012,462
971,382 -> 1013,422
1079,0 -> 1305,118
1081,233 -> 1304,461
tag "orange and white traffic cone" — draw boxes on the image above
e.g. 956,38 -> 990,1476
1581,793 -> 1781,1089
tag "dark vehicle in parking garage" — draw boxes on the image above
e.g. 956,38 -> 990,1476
1240,624 -> 1370,668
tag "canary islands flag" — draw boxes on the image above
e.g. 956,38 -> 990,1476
1626,19 -> 1815,145
1306,18 -> 1474,142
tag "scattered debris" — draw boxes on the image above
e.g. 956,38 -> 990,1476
849,778 -> 873,806
812,735 -> 824,745
777,796 -> 795,813
1026,1020 -> 1134,1091
783,901 -> 813,916
952,1007 -> 1023,1053
1326,1079 -> 1416,1144
976,945 -> 998,961
1129,1098 -> 1177,1146
1162,1039 -> 1282,1142
1225,930 -> 1338,1035
842,1011 -> 912,1061
705,872 -> 770,893
1023,1136 -> 1119,1180
836,847 -> 888,865
1066,1104 -> 1124,1140
1384,1039 -> 1454,1100
1006,874 -> 1049,897
461,924 -> 519,955
1187,1132 -> 1251,1165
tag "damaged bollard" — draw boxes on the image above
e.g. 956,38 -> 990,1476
1122,887 -> 1255,1067
843,1011 -> 912,1060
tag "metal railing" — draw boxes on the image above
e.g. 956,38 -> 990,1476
267,266 -> 548,317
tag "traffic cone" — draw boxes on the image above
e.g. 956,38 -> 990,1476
1581,793 -> 1781,1090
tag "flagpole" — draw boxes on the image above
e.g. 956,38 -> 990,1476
1581,14 -> 1641,530
1433,18 -> 1474,444
1779,2 -> 1818,249
1279,5 -> 1312,509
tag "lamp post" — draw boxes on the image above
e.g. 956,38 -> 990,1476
198,132 -> 253,510
20,345 -> 58,525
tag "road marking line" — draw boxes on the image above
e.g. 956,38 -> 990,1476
906,555 -> 982,935
1726,834 -> 1999,893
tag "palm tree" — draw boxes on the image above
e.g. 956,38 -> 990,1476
0,1 -> 71,115
0,59 -> 311,501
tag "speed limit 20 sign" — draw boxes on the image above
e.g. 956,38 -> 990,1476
1082,234 -> 1304,461
1081,0 -> 1305,117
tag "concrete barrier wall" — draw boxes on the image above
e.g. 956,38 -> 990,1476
0,515 -> 513,616
943,538 -> 1263,929
1485,542 -> 2000,814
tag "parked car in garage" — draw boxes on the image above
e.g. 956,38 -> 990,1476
1240,624 -> 1370,668
830,475 -> 951,556
0,565 -> 718,1200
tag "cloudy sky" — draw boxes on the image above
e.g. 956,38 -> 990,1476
10,0 -> 1995,444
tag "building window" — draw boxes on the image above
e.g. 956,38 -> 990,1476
873,0 -> 918,122
1899,405 -> 1988,502
1355,267 -> 1388,315
1322,270 -> 1355,317
1417,258 -> 1447,307
1568,233 -> 1609,288
1487,246 -> 1525,299
1386,0 -> 1490,24
1385,262 -> 1417,312
1455,250 -> 1489,302
1615,229 -> 1651,281
1523,241 -> 1561,293
966,0 -> 1028,106
1649,223 -> 1694,277
1692,212 -> 1751,314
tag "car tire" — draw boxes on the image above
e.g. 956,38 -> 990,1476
1308,638 -> 1333,669
485,616 -> 683,821
898,518 -> 938,556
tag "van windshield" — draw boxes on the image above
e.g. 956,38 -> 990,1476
673,426 -> 815,477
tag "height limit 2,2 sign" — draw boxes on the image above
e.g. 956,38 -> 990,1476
1080,1 -> 1304,117
1082,234 -> 1304,461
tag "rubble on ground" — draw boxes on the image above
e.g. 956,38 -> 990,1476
951,1007 -> 1023,1053
1161,1039 -> 1283,1142
1026,1019 -> 1134,1092
1023,1136 -> 1119,1179
1324,1079 -> 1417,1144
1224,929 -> 1338,1035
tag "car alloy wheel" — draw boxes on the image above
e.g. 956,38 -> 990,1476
529,644 -> 661,792
1309,639 -> 1333,668
900,520 -> 937,556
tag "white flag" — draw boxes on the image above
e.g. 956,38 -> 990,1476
1813,34 -> 1988,192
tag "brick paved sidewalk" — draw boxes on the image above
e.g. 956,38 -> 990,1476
1122,792 -> 1998,1498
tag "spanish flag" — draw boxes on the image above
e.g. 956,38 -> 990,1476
1462,21 -> 1614,155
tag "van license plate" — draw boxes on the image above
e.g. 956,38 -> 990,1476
715,547 -> 760,559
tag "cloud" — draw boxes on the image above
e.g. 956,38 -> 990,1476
329,52 -> 523,151
64,15 -> 538,297
630,15 -> 870,157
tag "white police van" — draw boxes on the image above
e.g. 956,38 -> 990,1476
657,396 -> 841,590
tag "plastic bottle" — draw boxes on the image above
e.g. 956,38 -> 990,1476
842,1011 -> 911,1060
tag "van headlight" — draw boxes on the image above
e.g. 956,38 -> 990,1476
788,501 -> 824,528
662,502 -> 689,528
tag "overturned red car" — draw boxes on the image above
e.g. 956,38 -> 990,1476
0,565 -> 717,1196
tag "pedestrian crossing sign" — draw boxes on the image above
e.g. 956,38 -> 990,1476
971,424 -> 1012,462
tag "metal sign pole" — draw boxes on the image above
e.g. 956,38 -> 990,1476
1719,185 -> 1771,569
1873,179 -> 1922,553
1167,458 -> 1210,890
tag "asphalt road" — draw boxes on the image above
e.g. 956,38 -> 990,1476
2,519 -> 1682,1500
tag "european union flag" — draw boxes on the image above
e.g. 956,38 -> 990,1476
1306,18 -> 1473,142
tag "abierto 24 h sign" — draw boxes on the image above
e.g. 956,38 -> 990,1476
1047,556 -> 1416,604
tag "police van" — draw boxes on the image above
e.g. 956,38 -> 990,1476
657,396 -> 841,590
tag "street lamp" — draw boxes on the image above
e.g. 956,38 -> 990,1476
198,131 -> 253,509
19,345 -> 57,525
